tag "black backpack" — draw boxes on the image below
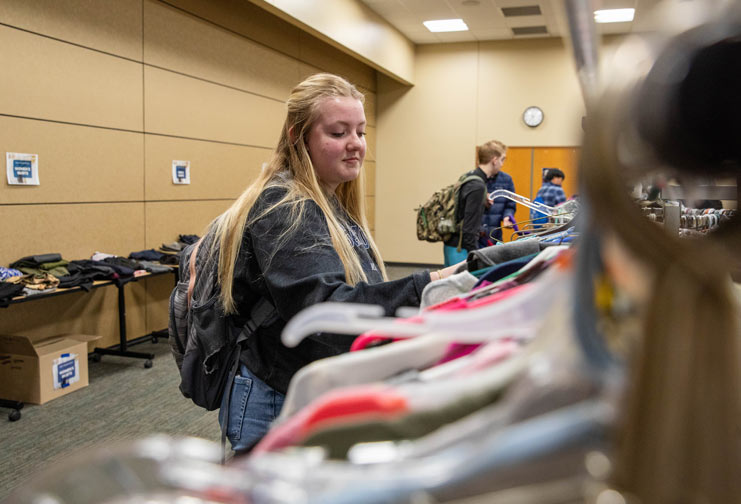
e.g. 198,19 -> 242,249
168,230 -> 275,412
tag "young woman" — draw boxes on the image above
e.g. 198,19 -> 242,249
210,73 -> 461,453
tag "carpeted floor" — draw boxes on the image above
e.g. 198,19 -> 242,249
0,340 -> 220,501
0,264 -> 434,501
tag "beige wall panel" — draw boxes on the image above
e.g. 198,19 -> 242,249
0,287 -> 124,351
0,0 -> 142,60
0,25 -> 143,130
477,39 -> 584,147
0,280 -> 157,351
298,32 -> 376,92
163,0 -> 303,58
0,117 -> 143,204
144,1 -> 301,101
144,274 -> 176,335
121,281 -> 152,348
145,67 -> 284,146
363,160 -> 375,197
251,0 -> 414,84
365,125 -> 376,162
365,195 -> 375,232
362,88 -> 376,127
0,203 -> 145,267
144,135 -> 271,200
375,45 -> 479,264
145,200 -> 234,250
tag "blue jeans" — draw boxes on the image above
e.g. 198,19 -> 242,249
443,245 -> 468,267
218,363 -> 285,453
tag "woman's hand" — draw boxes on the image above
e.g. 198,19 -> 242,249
433,259 -> 467,281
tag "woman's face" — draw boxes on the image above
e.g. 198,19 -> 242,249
306,96 -> 366,193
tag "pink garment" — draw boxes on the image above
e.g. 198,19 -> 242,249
434,342 -> 483,365
351,283 -> 534,351
454,339 -> 520,376
350,316 -> 425,351
252,385 -> 408,454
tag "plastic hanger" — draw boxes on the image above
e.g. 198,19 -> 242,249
281,259 -> 567,348
488,189 -> 556,215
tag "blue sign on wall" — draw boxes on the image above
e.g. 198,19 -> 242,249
13,159 -> 32,179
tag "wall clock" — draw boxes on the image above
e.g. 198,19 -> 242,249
523,106 -> 544,128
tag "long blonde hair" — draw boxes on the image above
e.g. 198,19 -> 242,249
212,73 -> 387,314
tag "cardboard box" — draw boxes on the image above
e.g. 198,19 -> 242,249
0,334 -> 100,404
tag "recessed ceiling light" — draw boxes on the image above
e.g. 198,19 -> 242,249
594,8 -> 635,23
423,19 -> 469,32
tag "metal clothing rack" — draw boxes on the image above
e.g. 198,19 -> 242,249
0,398 -> 23,421
488,189 -> 557,215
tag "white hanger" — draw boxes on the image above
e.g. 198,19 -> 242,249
488,189 -> 556,215
281,263 -> 566,348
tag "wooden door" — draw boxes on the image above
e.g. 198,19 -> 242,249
494,146 -> 580,242
532,147 -> 580,201
499,147 -> 533,243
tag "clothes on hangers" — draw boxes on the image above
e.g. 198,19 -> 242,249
419,271 -> 478,308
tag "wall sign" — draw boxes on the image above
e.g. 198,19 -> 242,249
6,152 -> 40,185
172,160 -> 191,185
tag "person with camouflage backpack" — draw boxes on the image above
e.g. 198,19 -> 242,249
442,139 -> 508,266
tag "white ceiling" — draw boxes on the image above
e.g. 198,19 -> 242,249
357,0 -> 663,44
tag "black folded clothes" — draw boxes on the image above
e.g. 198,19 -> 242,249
0,281 -> 27,307
9,253 -> 63,270
178,234 -> 200,245
5,245 -> 180,299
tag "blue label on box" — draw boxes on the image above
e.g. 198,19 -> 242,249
57,359 -> 76,388
176,165 -> 187,180
13,160 -> 32,179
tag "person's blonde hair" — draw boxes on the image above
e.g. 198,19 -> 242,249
211,73 -> 387,314
478,140 -> 507,164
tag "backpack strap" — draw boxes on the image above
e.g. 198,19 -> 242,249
455,174 -> 487,252
220,296 -> 276,462
187,237 -> 204,310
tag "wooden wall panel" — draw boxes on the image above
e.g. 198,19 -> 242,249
364,160 -> 376,197
0,117 -> 143,204
365,195 -> 375,232
365,126 -> 376,162
144,135 -> 270,200
532,147 -> 580,200
144,1 -> 300,101
144,66 -> 284,146
144,274 -> 175,335
363,88 -> 377,127
162,0 -> 303,58
0,287 -> 124,351
298,32 -> 376,92
0,203 -> 145,267
144,200 -> 235,250
0,25 -> 143,130
0,0 -> 142,60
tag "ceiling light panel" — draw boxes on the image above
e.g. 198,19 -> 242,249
594,8 -> 635,23
423,18 -> 469,32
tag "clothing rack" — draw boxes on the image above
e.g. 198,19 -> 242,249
487,189 -> 556,215
0,398 -> 23,421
